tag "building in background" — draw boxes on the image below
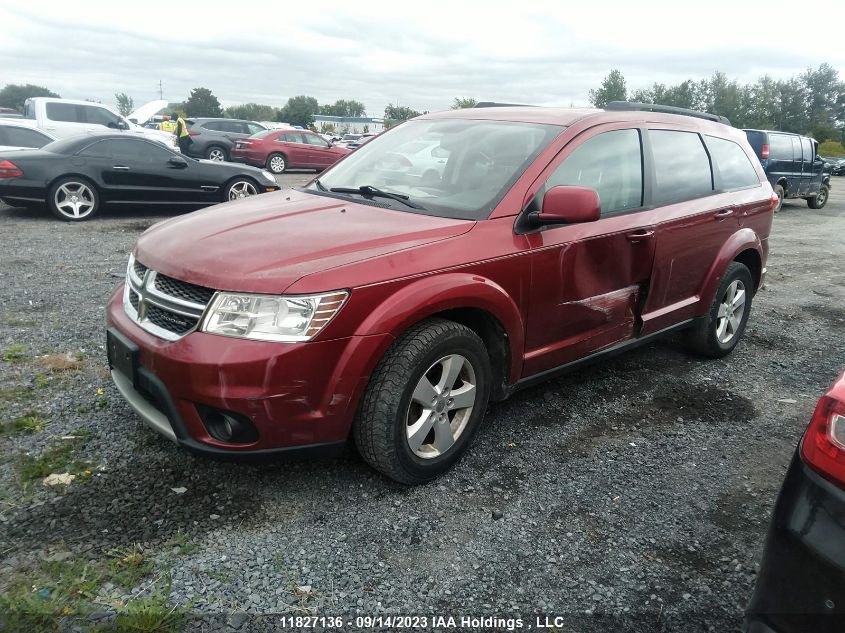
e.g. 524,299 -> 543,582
313,115 -> 384,135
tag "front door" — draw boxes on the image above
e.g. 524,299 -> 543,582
522,125 -> 656,376
302,132 -> 337,168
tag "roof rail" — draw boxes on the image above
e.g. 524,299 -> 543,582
475,101 -> 536,108
605,101 -> 731,126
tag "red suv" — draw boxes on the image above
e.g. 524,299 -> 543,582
106,102 -> 776,484
231,129 -> 350,174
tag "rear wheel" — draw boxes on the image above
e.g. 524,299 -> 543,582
774,184 -> 784,212
808,184 -> 829,209
353,318 -> 492,484
206,146 -> 228,162
267,153 -> 287,174
685,262 -> 754,358
48,177 -> 100,221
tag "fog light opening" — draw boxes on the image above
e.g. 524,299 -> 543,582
197,406 -> 259,444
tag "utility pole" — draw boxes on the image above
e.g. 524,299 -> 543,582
158,80 -> 163,100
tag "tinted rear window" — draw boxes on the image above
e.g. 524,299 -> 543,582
706,136 -> 760,190
768,134 -> 793,160
650,130 -> 713,205
46,102 -> 81,123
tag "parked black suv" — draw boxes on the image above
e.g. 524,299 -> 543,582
743,129 -> 831,211
185,118 -> 267,162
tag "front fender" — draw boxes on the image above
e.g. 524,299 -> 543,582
697,228 -> 763,316
354,273 -> 525,383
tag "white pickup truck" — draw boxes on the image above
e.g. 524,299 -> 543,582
22,98 -> 178,151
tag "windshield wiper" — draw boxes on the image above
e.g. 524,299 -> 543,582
313,178 -> 328,192
329,185 -> 426,210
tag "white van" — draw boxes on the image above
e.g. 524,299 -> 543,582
23,98 -> 178,151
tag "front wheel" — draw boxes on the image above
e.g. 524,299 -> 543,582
224,178 -> 258,201
685,262 -> 754,358
48,177 -> 100,221
353,319 -> 492,484
808,184 -> 829,209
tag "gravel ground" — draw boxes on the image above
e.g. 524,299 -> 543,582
1,174 -> 844,632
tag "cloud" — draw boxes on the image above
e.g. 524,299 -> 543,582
1,0 -> 843,116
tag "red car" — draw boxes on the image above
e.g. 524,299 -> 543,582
106,102 -> 776,484
231,129 -> 350,174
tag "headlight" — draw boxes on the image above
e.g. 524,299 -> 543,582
201,291 -> 348,342
261,170 -> 276,182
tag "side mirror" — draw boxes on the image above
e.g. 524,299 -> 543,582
532,185 -> 601,225
168,156 -> 188,168
117,119 -> 130,130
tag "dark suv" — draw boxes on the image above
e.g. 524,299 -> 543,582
185,118 -> 267,162
743,129 -> 831,211
107,102 -> 776,484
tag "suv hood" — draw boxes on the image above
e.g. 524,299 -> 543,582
135,190 -> 475,293
127,99 -> 167,125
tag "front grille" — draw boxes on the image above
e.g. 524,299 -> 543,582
154,274 -> 215,306
124,257 -> 216,341
146,304 -> 196,335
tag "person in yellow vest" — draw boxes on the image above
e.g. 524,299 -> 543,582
172,112 -> 192,155
160,117 -> 176,134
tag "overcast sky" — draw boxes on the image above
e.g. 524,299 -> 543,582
2,0 -> 844,117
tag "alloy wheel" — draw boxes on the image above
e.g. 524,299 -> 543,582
406,354 -> 477,459
54,182 -> 95,219
227,181 -> 257,200
716,279 -> 746,344
817,187 -> 828,206
208,148 -> 226,161
269,155 -> 286,173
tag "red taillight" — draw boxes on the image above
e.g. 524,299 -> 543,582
801,393 -> 845,487
0,159 -> 23,178
770,192 -> 779,211
761,144 -> 770,160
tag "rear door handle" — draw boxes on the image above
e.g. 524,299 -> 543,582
626,229 -> 654,243
112,165 -> 130,171
714,208 -> 734,218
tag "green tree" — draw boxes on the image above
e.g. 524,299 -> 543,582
278,95 -> 319,128
451,97 -> 478,109
320,99 -> 366,117
114,92 -> 134,116
383,104 -> 422,127
588,69 -> 627,108
0,83 -> 60,112
182,87 -> 224,118
224,103 -> 277,121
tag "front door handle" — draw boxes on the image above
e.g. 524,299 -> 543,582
626,229 -> 654,243
714,208 -> 734,219
112,165 -> 130,171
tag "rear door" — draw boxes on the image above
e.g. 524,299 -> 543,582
523,125 -> 656,375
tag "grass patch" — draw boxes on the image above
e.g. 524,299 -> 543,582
37,353 -> 84,372
1,413 -> 47,436
15,437 -> 91,484
0,385 -> 35,402
163,532 -> 201,557
0,552 -> 185,633
3,343 -> 27,363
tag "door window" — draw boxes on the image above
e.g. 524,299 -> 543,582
80,138 -> 172,162
800,137 -> 813,165
220,121 -> 247,134
45,102 -> 82,123
246,122 -> 265,134
791,137 -> 802,163
202,121 -> 224,131
768,134 -> 791,160
546,128 -> 643,216
705,136 -> 760,190
650,130 -> 713,205
83,106 -> 122,128
3,126 -> 52,148
280,132 -> 304,143
303,134 -> 329,147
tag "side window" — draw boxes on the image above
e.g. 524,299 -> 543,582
791,136 -> 802,163
282,132 -> 304,143
83,106 -> 122,128
45,102 -> 82,123
800,137 -> 813,165
546,129 -> 643,216
202,121 -> 222,132
109,139 -> 171,162
768,134 -> 791,160
246,122 -> 264,134
304,134 -> 329,147
78,140 -> 110,157
4,126 -> 52,148
650,130 -> 713,205
706,136 -> 760,190
221,121 -> 246,134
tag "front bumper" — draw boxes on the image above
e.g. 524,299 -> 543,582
746,452 -> 845,632
106,285 -> 392,458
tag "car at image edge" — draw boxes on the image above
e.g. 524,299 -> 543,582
0,119 -> 56,151
105,103 -> 777,484
746,371 -> 845,633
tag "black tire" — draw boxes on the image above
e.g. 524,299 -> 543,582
47,177 -> 100,222
205,145 -> 228,162
223,177 -> 259,202
266,153 -> 287,174
353,318 -> 492,485
808,184 -> 829,209
774,184 -> 784,213
685,262 -> 754,358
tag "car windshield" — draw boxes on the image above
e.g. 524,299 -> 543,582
308,118 -> 563,220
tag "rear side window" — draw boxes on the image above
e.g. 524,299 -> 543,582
3,126 -> 51,148
768,134 -> 792,160
546,128 -> 643,216
791,137 -> 802,163
801,137 -> 813,164
705,136 -> 760,190
46,102 -> 82,123
650,130 -> 713,205
201,121 -> 223,131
